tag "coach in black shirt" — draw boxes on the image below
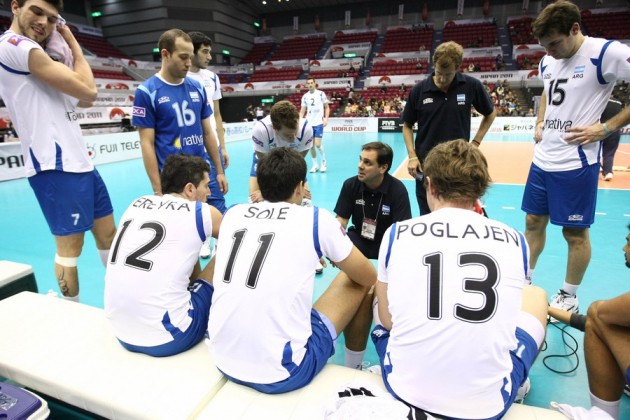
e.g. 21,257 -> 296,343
334,141 -> 412,370
402,41 -> 496,215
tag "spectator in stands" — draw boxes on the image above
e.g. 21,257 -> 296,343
208,147 -> 376,394
402,40 -> 496,215
0,0 -> 116,302
246,104 -> 255,121
467,62 -> 475,72
333,142 -> 411,370
371,139 -> 547,418
105,154 -> 222,357
133,29 -> 227,201
187,31 -> 229,259
120,114 -> 133,132
300,77 -> 330,173
524,0 -> 630,317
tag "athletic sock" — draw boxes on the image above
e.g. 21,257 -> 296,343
345,348 -> 366,370
319,145 -> 326,162
98,249 -> 110,267
62,293 -> 80,303
590,392 -> 620,418
562,282 -> 579,296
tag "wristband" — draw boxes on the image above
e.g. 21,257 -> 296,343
602,123 -> 611,135
471,139 -> 481,146
408,156 -> 418,161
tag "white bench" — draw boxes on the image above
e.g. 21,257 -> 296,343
0,292 -> 566,420
0,260 -> 38,300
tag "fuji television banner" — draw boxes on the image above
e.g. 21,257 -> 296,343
365,74 -> 428,87
373,51 -> 430,62
257,59 -> 308,71
95,78 -> 142,91
328,43 -> 372,59
464,47 -> 503,58
221,77 -> 353,93
309,58 -> 363,70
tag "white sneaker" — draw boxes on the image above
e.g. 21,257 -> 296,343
549,289 -> 579,323
320,160 -> 327,172
199,239 -> 212,259
604,172 -> 613,181
365,365 -> 382,375
310,164 -> 319,173
514,377 -> 530,404
316,261 -> 324,274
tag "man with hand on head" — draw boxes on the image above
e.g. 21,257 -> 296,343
0,0 -> 117,302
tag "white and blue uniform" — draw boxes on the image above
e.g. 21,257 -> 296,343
0,31 -> 112,235
132,75 -> 212,172
208,203 -> 351,386
187,68 -> 227,213
105,194 -> 214,357
249,116 -> 313,176
375,208 -> 533,419
301,89 -> 328,137
522,37 -> 630,227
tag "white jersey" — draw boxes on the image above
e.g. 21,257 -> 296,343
378,208 -> 529,419
208,203 -> 352,383
0,31 -> 92,177
187,69 -> 222,135
251,115 -> 313,154
301,89 -> 328,126
536,37 -> 630,171
104,194 -> 213,347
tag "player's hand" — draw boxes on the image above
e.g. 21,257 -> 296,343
533,121 -> 544,143
217,174 -> 228,194
303,187 -> 312,200
323,117 -> 328,127
564,123 -> 607,146
319,257 -> 328,269
407,158 -> 421,178
250,190 -> 263,203
221,148 -> 230,169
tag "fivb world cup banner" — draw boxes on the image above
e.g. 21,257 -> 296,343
221,77 -> 354,93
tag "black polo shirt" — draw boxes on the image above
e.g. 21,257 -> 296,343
401,72 -> 494,162
334,173 -> 412,259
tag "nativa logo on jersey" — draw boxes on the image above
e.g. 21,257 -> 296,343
182,133 -> 204,146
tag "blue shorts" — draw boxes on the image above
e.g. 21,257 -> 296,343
371,319 -> 540,420
119,280 -> 214,357
28,169 -> 113,236
222,309 -> 336,394
207,148 -> 227,214
521,163 -> 599,228
312,124 -> 324,139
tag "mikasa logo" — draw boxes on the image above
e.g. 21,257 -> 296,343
423,98 -> 433,105
568,214 -> 583,222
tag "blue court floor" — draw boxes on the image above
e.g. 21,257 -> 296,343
0,131 -> 628,415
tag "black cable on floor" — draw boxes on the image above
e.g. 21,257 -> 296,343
541,322 -> 581,375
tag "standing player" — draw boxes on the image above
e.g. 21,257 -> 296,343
0,0 -> 116,301
105,154 -> 222,357
300,77 -> 330,173
372,140 -> 548,418
132,29 -> 227,201
402,41 -> 496,215
523,0 -> 630,315
208,147 -> 376,394
187,31 -> 228,259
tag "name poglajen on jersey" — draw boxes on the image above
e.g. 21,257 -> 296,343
395,221 -> 521,245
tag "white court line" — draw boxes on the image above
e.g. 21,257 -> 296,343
502,206 -> 516,210
595,212 -> 607,216
624,214 -> 630,217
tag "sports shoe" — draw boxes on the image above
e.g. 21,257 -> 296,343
549,290 -> 579,323
310,164 -> 319,173
316,261 -> 324,274
364,365 -> 382,375
624,383 -> 630,397
514,377 -> 530,404
320,160 -> 327,172
199,239 -> 212,259
604,172 -> 613,181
